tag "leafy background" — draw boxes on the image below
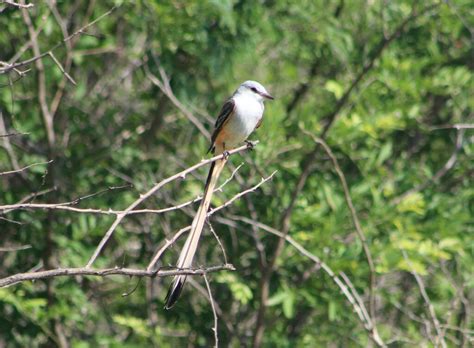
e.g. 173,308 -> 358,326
0,0 -> 472,347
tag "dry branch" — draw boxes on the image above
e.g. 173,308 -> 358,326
402,251 -> 447,348
203,274 -> 219,348
47,52 -> 76,85
0,264 -> 235,288
0,160 -> 53,177
0,165 -> 250,215
0,244 -> 32,252
144,64 -> 210,138
2,0 -> 33,8
430,124 -> 474,130
0,132 -> 30,137
1,185 -> 130,215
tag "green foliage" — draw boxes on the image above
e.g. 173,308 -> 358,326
0,0 -> 472,347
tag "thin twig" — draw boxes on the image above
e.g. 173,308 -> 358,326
0,244 -> 32,252
2,0 -> 34,8
340,271 -> 373,329
305,132 -> 377,327
430,123 -> 474,130
21,3 -> 55,148
402,251 -> 447,348
47,0 -> 75,117
0,216 -> 23,224
203,273 -> 219,348
216,163 -> 244,192
0,160 -> 53,177
0,132 -> 30,137
0,112 -> 24,178
208,221 -> 228,265
1,184 -> 130,214
187,277 -> 236,334
207,171 -> 276,216
47,52 -> 76,85
0,264 -> 235,288
144,64 -> 210,138
147,226 -> 190,271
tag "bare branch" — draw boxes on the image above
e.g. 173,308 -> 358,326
0,264 -> 235,288
144,64 -> 210,138
147,226 -> 190,271
187,277 -> 236,334
402,251 -> 447,348
207,171 -> 276,216
1,184 -> 130,214
2,0 -> 34,9
0,216 -> 23,224
0,160 -> 53,177
47,52 -> 76,85
21,4 -> 55,148
0,166 -> 273,217
0,112 -> 24,177
0,244 -> 32,252
430,123 -> 474,130
203,274 -> 219,348
0,132 -> 30,137
47,0 -> 75,117
208,221 -> 228,265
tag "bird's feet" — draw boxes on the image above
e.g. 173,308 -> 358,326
245,140 -> 256,151
222,150 -> 230,160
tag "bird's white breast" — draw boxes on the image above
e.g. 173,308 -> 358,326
225,93 -> 264,148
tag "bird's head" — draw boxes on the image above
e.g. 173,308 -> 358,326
237,80 -> 274,101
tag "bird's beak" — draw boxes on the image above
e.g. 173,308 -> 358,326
261,92 -> 274,100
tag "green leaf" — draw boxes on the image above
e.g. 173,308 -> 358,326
325,80 -> 344,99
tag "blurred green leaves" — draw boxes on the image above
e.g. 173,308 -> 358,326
0,0 -> 472,347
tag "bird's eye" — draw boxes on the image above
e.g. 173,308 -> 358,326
251,87 -> 258,93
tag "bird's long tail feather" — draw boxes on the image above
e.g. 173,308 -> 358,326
164,159 -> 226,309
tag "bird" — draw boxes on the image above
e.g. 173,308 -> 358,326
164,80 -> 274,309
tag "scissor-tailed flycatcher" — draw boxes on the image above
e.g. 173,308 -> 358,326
165,81 -> 274,309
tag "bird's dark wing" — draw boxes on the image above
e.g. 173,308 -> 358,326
207,98 -> 235,153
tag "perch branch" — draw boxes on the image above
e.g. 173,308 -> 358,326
0,264 -> 235,288
86,143 -> 256,268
